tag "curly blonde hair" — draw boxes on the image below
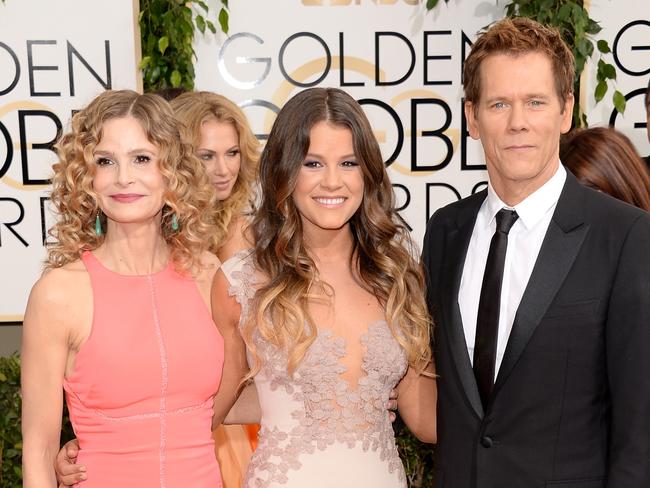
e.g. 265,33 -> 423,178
247,87 -> 432,377
47,89 -> 216,272
171,91 -> 259,253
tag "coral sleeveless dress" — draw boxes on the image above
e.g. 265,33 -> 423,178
63,251 -> 224,487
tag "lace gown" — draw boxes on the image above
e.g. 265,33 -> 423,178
221,251 -> 408,488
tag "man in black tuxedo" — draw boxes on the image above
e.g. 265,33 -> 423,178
422,17 -> 650,488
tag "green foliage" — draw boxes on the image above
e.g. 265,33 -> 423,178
426,0 -> 449,9
426,0 -> 624,127
139,0 -> 229,92
0,354 -> 74,487
502,0 -> 623,126
395,420 -> 435,487
0,355 -> 22,487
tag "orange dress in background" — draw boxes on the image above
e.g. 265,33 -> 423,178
213,424 -> 260,488
63,251 -> 224,486
214,250 -> 259,488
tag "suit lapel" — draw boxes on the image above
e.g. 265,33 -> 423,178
441,191 -> 486,419
493,172 -> 588,393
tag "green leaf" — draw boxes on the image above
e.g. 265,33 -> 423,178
576,38 -> 592,57
180,18 -> 194,37
218,8 -> 229,34
206,20 -> 217,34
426,0 -> 439,9
170,70 -> 182,88
222,0 -> 229,8
602,63 -> 616,80
139,56 -> 151,70
540,0 -> 554,10
586,18 -> 602,35
158,36 -> 169,55
195,14 -> 206,34
557,3 -> 572,22
613,90 -> 626,113
150,65 -> 161,83
197,0 -> 209,13
0,372 -> 6,381
597,40 -> 611,54
594,80 -> 607,102
596,59 -> 607,81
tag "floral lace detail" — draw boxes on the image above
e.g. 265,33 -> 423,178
224,249 -> 256,315
245,324 -> 407,487
228,253 -> 408,487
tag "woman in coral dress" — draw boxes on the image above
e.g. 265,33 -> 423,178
54,90 -> 262,488
21,90 -> 241,487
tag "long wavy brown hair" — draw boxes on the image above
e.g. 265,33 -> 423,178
560,126 -> 650,211
171,91 -> 259,252
246,87 -> 431,377
47,90 -> 216,272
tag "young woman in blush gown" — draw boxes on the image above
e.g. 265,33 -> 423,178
21,90 -> 237,487
219,87 -> 437,488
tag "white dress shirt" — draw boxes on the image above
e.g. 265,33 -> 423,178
458,164 -> 567,380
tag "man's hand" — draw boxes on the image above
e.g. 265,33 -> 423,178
55,439 -> 86,487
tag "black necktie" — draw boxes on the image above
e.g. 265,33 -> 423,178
473,208 -> 519,409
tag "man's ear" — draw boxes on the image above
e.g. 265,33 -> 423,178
560,93 -> 574,134
464,100 -> 480,140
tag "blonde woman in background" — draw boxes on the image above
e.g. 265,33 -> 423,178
172,91 -> 261,488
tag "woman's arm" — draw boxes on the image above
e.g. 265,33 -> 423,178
395,363 -> 437,444
223,381 -> 261,425
21,273 -> 73,487
210,268 -> 252,427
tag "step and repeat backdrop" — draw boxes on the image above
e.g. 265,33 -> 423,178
1,0 -> 648,352
0,0 -> 141,351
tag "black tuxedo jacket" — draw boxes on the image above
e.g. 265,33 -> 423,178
422,171 -> 650,488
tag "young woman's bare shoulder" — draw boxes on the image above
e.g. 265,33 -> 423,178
194,250 -> 221,283
218,216 -> 254,262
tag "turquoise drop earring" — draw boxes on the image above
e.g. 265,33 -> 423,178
171,213 -> 179,231
94,211 -> 102,236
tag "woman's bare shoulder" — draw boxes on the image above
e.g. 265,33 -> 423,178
33,260 -> 88,303
218,216 -> 254,262
24,260 -> 91,335
194,250 -> 221,284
